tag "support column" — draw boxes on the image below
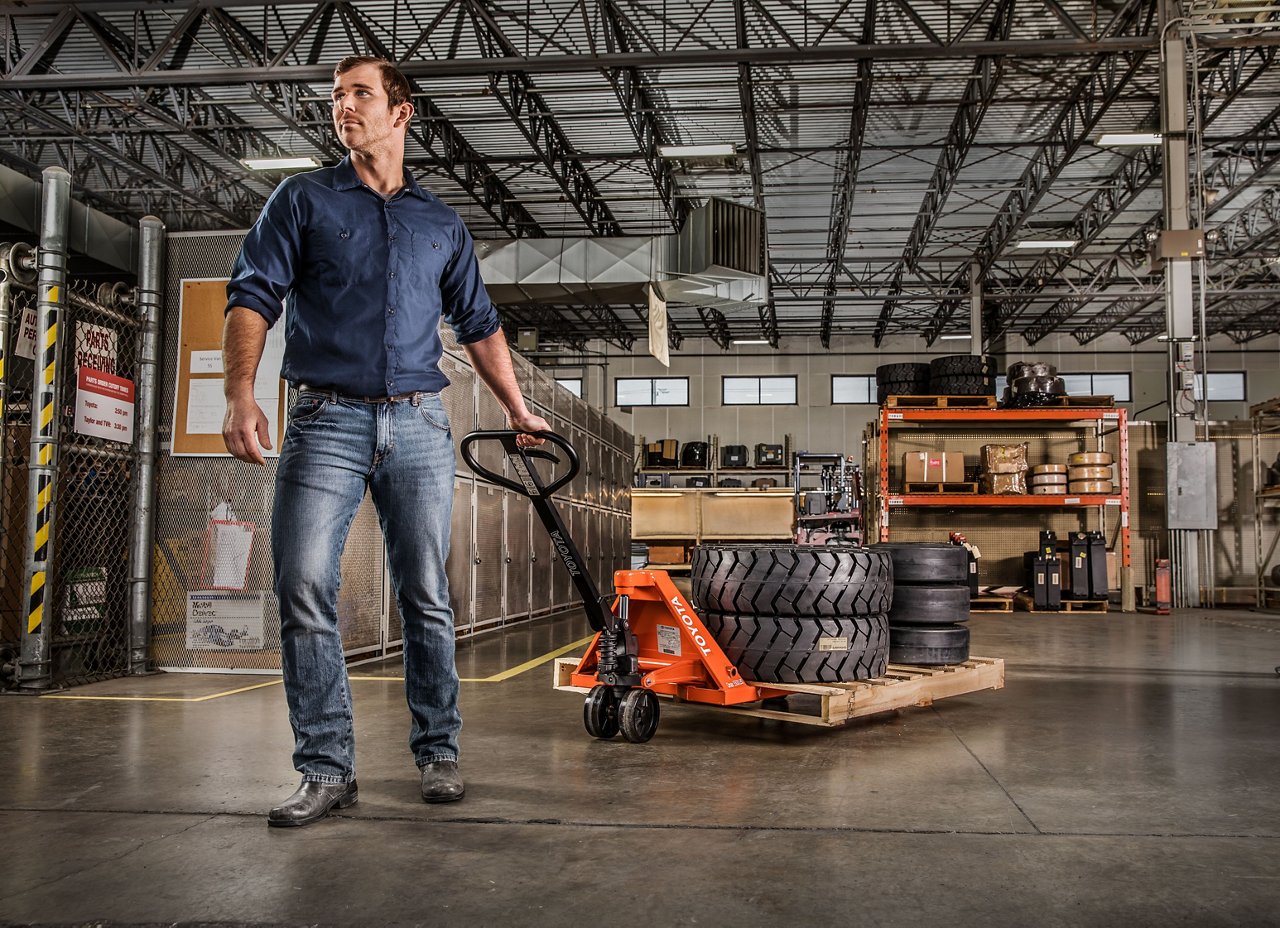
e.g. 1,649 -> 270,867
18,167 -> 71,691
969,260 -> 983,356
1159,3 -> 1201,607
127,217 -> 164,675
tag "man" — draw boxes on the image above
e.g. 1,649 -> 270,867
222,55 -> 549,827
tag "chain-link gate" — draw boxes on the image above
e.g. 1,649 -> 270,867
1,265 -> 36,675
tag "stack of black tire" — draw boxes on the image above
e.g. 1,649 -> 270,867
928,355 -> 997,397
689,544 -> 893,684
1005,361 -> 1067,408
875,363 -> 930,404
873,543 -> 971,665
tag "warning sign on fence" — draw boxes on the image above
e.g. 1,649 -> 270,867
75,367 -> 135,443
75,321 -> 118,374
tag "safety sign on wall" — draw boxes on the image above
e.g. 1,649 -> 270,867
74,367 -> 135,443
185,592 -> 265,651
75,321 -> 119,374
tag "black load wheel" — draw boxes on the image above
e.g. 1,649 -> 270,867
876,362 -> 930,385
619,688 -> 660,743
873,543 -> 969,585
690,544 -> 893,617
888,624 -> 970,665
888,583 -> 972,625
583,685 -> 620,739
703,612 -> 890,683
929,354 -> 996,378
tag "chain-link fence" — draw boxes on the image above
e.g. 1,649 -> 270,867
1,270 -> 142,688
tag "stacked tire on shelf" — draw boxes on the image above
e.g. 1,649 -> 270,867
928,355 -> 997,397
689,545 -> 893,683
873,543 -> 971,665
875,363 -> 930,404
1005,360 -> 1067,408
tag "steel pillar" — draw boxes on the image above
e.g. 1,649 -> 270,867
128,216 -> 164,675
18,166 -> 70,690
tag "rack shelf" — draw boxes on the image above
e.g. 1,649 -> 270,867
1250,397 -> 1280,611
872,404 -> 1131,610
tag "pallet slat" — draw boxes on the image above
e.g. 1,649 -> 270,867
970,595 -> 1014,613
1013,592 -> 1109,613
885,395 -> 997,409
553,656 -> 1005,728
905,481 -> 979,494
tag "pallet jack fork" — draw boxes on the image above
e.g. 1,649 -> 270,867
461,430 -> 790,743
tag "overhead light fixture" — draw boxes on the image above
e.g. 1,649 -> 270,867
658,143 -> 736,159
1016,239 -> 1079,249
938,334 -> 972,341
1097,133 -> 1162,146
242,156 -> 320,171
732,339 -> 771,345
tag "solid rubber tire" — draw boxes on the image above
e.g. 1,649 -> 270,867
583,685 -> 620,739
872,542 -> 969,584
888,583 -> 972,625
888,624 -> 970,665
702,612 -> 890,683
876,362 -> 930,385
618,689 -> 660,743
691,544 -> 893,617
929,355 -> 995,378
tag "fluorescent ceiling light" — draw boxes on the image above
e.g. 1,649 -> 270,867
1016,239 -> 1079,249
1097,133 -> 1162,146
242,156 -> 320,170
938,334 -> 972,341
732,338 -> 771,345
658,143 -> 736,158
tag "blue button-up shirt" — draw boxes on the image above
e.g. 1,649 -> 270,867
226,156 -> 500,397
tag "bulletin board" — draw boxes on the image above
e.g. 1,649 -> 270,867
171,279 -> 287,456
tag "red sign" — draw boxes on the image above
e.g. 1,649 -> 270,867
75,367 -> 136,443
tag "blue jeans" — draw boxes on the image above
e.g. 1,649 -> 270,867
272,390 -> 460,784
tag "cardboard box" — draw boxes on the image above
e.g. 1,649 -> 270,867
904,451 -> 965,483
646,544 -> 688,565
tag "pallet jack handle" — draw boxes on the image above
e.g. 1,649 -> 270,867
460,430 -> 612,633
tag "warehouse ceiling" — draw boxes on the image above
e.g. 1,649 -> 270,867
1,0 -> 1278,351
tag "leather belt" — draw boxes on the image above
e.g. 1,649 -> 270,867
296,383 -> 424,405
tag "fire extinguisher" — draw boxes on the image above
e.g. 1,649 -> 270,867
1154,559 -> 1171,615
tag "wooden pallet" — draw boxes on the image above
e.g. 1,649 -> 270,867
1037,395 -> 1116,408
553,656 -> 1004,729
885,395 -> 997,409
1250,396 -> 1280,418
1013,592 -> 1109,614
904,481 -> 978,494
970,594 -> 1014,613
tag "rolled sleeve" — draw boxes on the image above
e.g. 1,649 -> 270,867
440,219 -> 501,345
225,180 -> 302,325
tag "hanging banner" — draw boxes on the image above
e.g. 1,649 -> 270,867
647,282 -> 669,367
74,367 -> 136,443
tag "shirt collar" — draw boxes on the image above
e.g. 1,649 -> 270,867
333,154 -> 429,201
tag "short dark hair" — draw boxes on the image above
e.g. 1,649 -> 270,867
333,55 -> 411,109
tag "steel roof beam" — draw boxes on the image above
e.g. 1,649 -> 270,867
735,0 -> 777,347
872,0 -> 1015,346
463,0 -> 621,237
819,0 -> 876,348
599,0 -> 689,232
920,0 -> 1155,344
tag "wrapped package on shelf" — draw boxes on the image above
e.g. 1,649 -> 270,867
980,443 -> 1030,474
980,472 -> 1028,495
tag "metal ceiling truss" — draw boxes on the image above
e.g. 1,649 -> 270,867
921,0 -> 1156,344
871,0 -> 1016,346
819,0 -> 877,348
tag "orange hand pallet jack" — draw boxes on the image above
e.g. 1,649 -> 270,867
461,430 -> 792,743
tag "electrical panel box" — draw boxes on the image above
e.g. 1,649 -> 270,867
1166,442 -> 1219,529
1158,229 -> 1205,259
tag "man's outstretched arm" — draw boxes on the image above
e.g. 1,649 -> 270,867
221,306 -> 273,465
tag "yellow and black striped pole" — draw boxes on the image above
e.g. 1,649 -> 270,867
18,167 -> 71,691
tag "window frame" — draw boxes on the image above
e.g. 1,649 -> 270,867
554,377 -> 583,398
721,375 -> 799,406
1194,371 -> 1246,402
830,374 -> 877,405
1060,372 -> 1132,403
613,376 -> 690,407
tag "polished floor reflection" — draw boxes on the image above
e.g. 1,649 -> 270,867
2,608 -> 1278,927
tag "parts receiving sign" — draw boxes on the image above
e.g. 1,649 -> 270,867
75,321 -> 119,374
75,367 -> 135,443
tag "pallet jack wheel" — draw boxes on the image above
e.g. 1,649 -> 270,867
619,688 -> 660,743
584,685 -> 620,739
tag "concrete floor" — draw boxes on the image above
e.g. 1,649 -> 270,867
2,607 -> 1279,928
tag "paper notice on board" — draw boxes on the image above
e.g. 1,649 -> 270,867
185,378 -> 280,448
205,519 -> 254,590
190,350 -> 223,373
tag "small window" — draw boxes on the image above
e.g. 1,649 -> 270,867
1060,373 -> 1131,403
1194,372 -> 1245,402
555,377 -> 582,398
614,377 -> 688,407
722,375 -> 797,405
832,375 -> 876,404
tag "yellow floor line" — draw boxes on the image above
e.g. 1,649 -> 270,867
40,679 -> 283,703
37,636 -> 596,702
352,635 -> 595,684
